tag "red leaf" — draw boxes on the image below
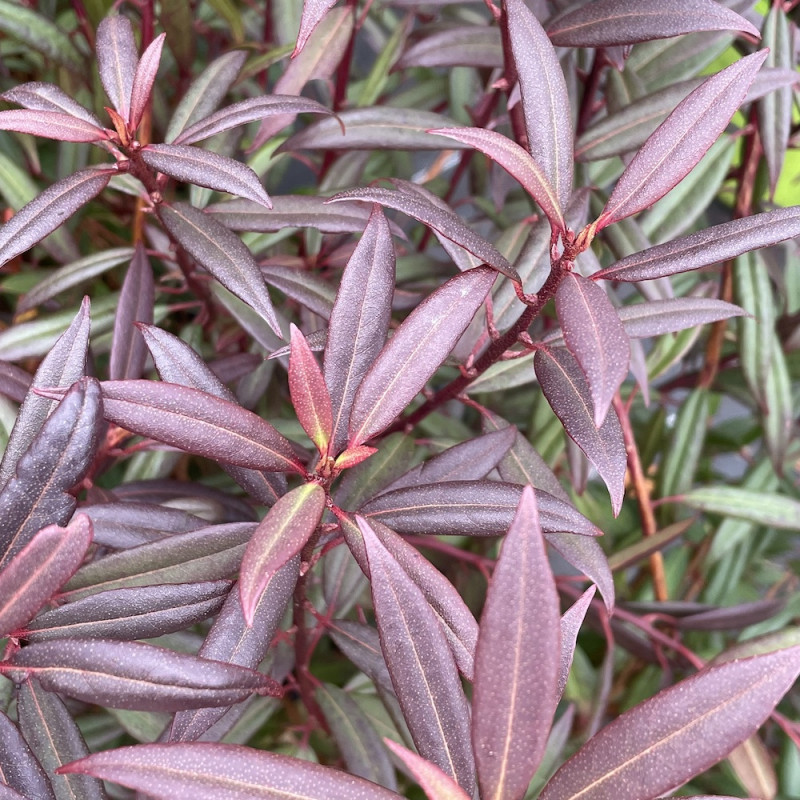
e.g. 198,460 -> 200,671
556,273 -> 630,426
384,740 -> 471,800
596,52 -> 768,231
473,486 -> 561,800
333,445 -> 377,470
96,16 -> 138,119
239,483 -> 326,625
0,109 -> 107,142
288,324 -> 333,455
129,33 -> 165,131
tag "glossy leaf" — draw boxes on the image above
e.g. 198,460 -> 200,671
473,486 -> 561,800
0,710 -> 55,800
539,646 -> 800,800
239,483 -> 325,625
556,273 -> 629,427
289,324 -> 333,454
681,487 -> 800,529
558,586 -> 596,701
0,109 -> 107,142
329,187 -> 517,280
596,52 -> 767,231
58,742 -> 403,799
384,740 -> 470,800
129,33 -> 166,131
506,0 -> 572,214
96,15 -> 138,119
348,267 -> 495,447
0,167 -> 113,269
0,515 -> 92,637
534,347 -> 626,515
1,639 -> 280,711
547,0 -> 759,47
359,516 -> 475,793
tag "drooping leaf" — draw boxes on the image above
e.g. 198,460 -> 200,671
473,486 -> 561,800
157,202 -> 281,335
384,740 -> 471,800
547,0 -> 759,47
129,33 -> 166,132
558,586 -> 596,702
239,483 -> 325,625
0,1 -> 83,72
96,15 -> 139,120
0,639 -> 280,711
0,167 -> 114,269
538,646 -> 800,800
348,267 -> 495,447
555,273 -> 630,427
359,516 -> 475,794
534,347 -> 626,515
289,324 -> 333,454
506,0 -> 573,214
596,52 -> 767,230
58,742 -> 403,799
0,710 -> 55,800
0,515 -> 92,637
0,109 -> 107,142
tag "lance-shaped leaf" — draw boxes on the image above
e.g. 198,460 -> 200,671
547,0 -> 759,47
58,742 -> 403,799
385,740 -> 471,800
157,202 -> 280,335
556,273 -> 630,427
430,127 -> 565,234
594,206 -> 800,282
129,33 -> 166,131
680,487 -> 800,529
0,711 -> 55,800
0,1 -> 83,71
17,679 -> 108,800
506,0 -> 573,214
534,348 -> 626,515
0,298 -> 90,488
558,586 -> 596,702
0,515 -> 92,637
0,167 -> 113,268
0,110 -> 107,142
0,639 -> 280,712
96,15 -> 138,119
359,516 -> 475,794
539,646 -> 800,800
2,81 -> 102,126
349,267 -> 495,447
239,483 -> 325,626
361,480 -> 601,538
398,24 -> 502,69
289,324 -> 333,454
142,144 -> 271,208
295,0 -> 339,56
596,52 -> 767,231
0,378 -> 102,568
109,243 -> 153,381
0,361 -> 29,402
329,621 -> 394,695
329,187 -> 517,280
261,265 -> 335,318
174,95 -> 332,145
472,486 -> 561,800
324,206 -> 395,454
614,298 -> 746,339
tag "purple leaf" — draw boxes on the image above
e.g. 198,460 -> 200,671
0,360 -> 31,403
157,202 -> 280,335
593,207 -> 800,282
96,15 -> 139,120
539,646 -> 800,800
2,81 -> 103,127
558,586 -> 596,701
359,516 -> 475,794
17,678 -> 108,800
174,95 -> 332,145
0,297 -> 90,488
0,167 -> 113,268
109,242 -> 153,381
616,298 -> 747,338
1,639 -> 280,711
295,0 -> 340,56
398,24 -> 502,69
58,742 -> 403,799
547,0 -> 760,47
550,534 -> 614,615
129,33 -> 166,131
505,0 -> 573,214
328,621 -> 395,695
596,51 -> 767,231
473,487 -> 561,800
360,480 -> 602,538
0,515 -> 92,637
142,144 -> 272,208
289,324 -> 333,454
23,580 -> 230,642
0,713 -> 55,799
556,273 -> 630,426
0,109 -> 107,142
348,267 -> 495,447
384,740 -> 471,800
329,187 -> 518,280
261,265 -> 335,319
534,348 -> 626,515
324,206 -> 395,454
239,483 -> 325,625
429,127 -> 566,234
0,378 -> 103,568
